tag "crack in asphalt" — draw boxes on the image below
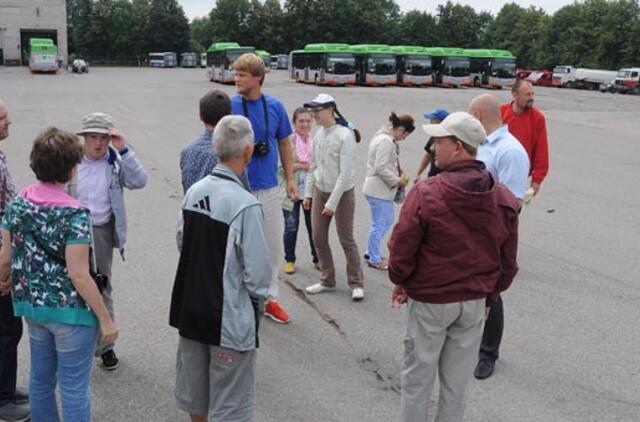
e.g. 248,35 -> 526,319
283,278 -> 401,395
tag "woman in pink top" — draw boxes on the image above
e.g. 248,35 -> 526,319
281,107 -> 319,275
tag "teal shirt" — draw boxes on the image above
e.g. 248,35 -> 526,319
1,196 -> 97,327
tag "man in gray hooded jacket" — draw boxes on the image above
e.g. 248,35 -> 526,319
170,115 -> 271,422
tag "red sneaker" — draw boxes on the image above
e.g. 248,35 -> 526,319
265,300 -> 290,324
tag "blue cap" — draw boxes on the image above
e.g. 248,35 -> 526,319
423,108 -> 449,122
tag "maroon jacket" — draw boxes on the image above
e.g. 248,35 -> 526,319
388,160 -> 519,304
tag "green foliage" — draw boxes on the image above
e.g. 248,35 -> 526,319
69,0 -> 640,69
67,0 -> 190,63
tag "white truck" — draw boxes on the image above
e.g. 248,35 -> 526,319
612,67 -> 640,94
552,65 -> 617,90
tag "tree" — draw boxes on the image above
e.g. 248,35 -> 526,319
209,0 -> 252,46
147,0 -> 190,53
66,0 -> 92,56
482,4 -> 547,68
397,10 -> 440,46
191,16 -> 214,52
436,1 -> 490,48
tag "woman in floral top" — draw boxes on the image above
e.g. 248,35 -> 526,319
0,127 -> 117,422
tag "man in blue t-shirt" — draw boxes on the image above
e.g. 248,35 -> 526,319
232,53 -> 296,324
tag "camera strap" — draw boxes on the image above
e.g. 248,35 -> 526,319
241,95 -> 270,143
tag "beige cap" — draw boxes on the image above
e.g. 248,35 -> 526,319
77,112 -> 113,135
421,111 -> 487,148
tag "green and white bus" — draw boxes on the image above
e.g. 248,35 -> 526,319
207,42 -> 255,83
351,44 -> 397,86
426,47 -> 471,88
392,46 -> 433,87
29,38 -> 58,73
466,49 -> 516,89
289,44 -> 356,86
256,50 -> 271,72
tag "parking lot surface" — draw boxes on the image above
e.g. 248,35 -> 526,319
1,66 -> 639,421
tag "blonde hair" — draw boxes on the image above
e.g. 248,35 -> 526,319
233,53 -> 266,85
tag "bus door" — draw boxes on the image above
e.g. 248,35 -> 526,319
482,60 -> 490,85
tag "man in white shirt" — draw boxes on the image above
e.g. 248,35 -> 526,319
76,112 -> 147,371
468,94 -> 530,380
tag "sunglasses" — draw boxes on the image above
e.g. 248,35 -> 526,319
310,105 -> 330,113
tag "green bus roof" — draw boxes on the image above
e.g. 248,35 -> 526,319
464,49 -> 515,59
350,44 -> 394,55
207,42 -> 255,52
391,46 -> 430,56
30,38 -> 57,53
303,43 -> 352,53
29,38 -> 55,46
423,47 -> 467,57
256,50 -> 271,57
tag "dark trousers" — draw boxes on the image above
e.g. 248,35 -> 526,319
479,297 -> 503,361
0,294 -> 22,404
283,200 -> 318,264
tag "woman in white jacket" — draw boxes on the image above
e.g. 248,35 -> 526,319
301,93 -> 365,301
362,112 -> 415,270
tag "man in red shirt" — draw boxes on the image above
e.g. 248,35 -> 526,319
500,80 -> 549,196
388,112 -> 520,422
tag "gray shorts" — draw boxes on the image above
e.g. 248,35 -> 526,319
175,336 -> 256,421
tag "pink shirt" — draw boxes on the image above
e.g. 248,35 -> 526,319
21,182 -> 83,208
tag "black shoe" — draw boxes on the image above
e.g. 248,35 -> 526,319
474,358 -> 495,380
9,388 -> 28,405
100,350 -> 119,371
0,402 -> 30,422
363,253 -> 370,261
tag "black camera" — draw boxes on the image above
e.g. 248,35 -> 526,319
91,271 -> 109,293
253,141 -> 269,157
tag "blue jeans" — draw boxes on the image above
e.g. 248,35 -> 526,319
283,200 -> 318,263
27,319 -> 98,422
365,195 -> 395,264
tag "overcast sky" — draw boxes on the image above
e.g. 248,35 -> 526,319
178,0 -> 574,21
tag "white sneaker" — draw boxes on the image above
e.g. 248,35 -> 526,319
305,283 -> 336,294
351,287 -> 364,301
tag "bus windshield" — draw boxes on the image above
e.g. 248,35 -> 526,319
327,53 -> 355,74
227,49 -> 253,65
367,54 -> 396,75
444,58 -> 470,77
492,59 -> 516,78
405,55 -> 432,75
149,54 -> 164,61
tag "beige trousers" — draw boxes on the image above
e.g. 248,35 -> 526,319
311,188 -> 363,288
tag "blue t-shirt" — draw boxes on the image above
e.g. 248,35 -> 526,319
232,94 -> 292,190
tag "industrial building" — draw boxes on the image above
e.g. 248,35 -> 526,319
0,0 -> 68,66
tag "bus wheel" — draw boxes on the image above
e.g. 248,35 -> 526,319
473,77 -> 480,87
633,85 -> 640,95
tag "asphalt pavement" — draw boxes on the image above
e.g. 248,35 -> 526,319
0,66 -> 639,421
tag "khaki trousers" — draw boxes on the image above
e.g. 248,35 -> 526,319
253,186 -> 282,299
311,188 -> 363,288
401,298 -> 485,422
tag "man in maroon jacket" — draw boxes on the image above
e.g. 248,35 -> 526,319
388,111 -> 520,422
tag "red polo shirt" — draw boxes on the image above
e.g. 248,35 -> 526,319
500,103 -> 549,185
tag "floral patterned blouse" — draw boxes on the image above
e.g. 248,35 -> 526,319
1,195 -> 97,327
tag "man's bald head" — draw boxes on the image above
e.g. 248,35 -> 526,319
468,93 -> 502,132
0,99 -> 11,141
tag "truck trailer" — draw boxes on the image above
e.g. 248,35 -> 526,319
552,65 -> 617,90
